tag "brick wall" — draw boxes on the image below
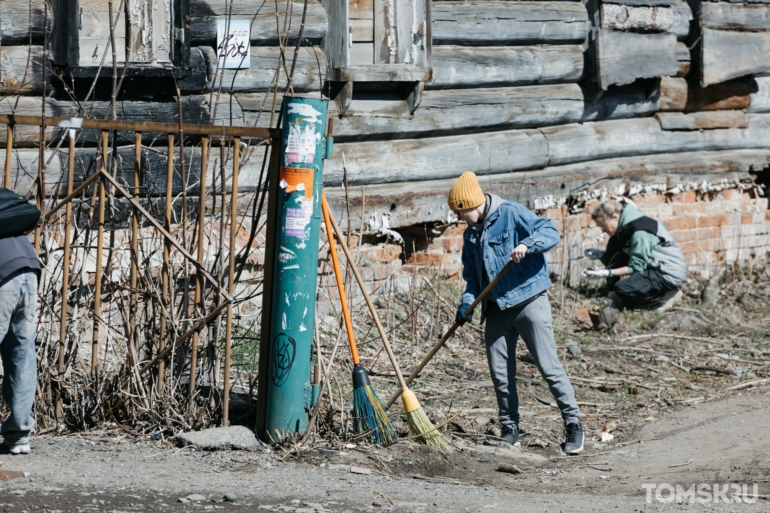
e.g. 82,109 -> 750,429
341,187 -> 770,295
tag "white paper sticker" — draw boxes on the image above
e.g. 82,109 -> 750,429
285,123 -> 317,164
216,20 -> 251,69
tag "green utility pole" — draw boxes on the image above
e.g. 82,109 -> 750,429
260,96 -> 330,442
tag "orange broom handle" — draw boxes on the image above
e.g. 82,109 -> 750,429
322,192 -> 360,365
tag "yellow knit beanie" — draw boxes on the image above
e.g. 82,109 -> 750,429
448,171 -> 486,212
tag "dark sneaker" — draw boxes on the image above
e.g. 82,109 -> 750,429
497,424 -> 520,447
564,422 -> 584,454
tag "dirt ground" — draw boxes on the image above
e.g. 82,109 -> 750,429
4,269 -> 770,511
0,390 -> 769,512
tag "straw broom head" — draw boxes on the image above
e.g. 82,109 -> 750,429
352,364 -> 398,445
401,388 -> 451,452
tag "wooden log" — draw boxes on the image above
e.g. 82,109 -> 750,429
655,111 -> 748,130
601,4 -> 673,33
701,3 -> 770,31
684,77 -> 754,112
0,95 -> 244,147
581,80 -> 660,120
430,45 -> 584,89
601,0 -> 677,6
432,2 -> 589,46
540,114 -> 770,167
324,150 -> 770,229
701,28 -> 770,86
0,0 -> 47,44
676,41 -> 690,77
672,1 -> 693,40
325,113 -> 770,185
242,82 -> 659,140
323,128 -> 550,185
596,30 -> 678,89
0,46 -> 45,95
659,76 -> 688,111
189,0 -> 328,45
202,46 -> 325,93
748,75 -> 770,113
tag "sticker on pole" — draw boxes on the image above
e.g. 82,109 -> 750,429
285,122 -> 318,164
280,167 -> 314,198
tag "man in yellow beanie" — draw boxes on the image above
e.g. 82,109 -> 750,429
450,171 -> 584,454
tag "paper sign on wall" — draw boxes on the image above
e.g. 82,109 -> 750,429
216,19 -> 251,69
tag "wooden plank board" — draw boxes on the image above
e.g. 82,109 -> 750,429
702,2 -> 770,31
0,0 -> 46,44
374,0 -> 390,64
430,45 -> 584,89
596,30 -> 678,89
749,76 -> 770,113
78,37 -> 128,64
350,19 -> 374,42
324,0 -> 349,69
127,0 -> 172,62
701,28 -> 770,86
432,2 -> 589,45
656,111 -> 749,130
604,0 -> 677,6
189,0 -> 328,45
350,0 -> 374,19
676,41 -> 691,76
0,45 -> 45,95
601,4 -> 673,33
205,46 -> 325,93
349,42 -> 375,65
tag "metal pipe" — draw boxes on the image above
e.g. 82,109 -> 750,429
159,134 -> 175,393
190,137 -> 209,399
4,125 -> 13,188
91,131 -> 108,378
223,137 -> 240,427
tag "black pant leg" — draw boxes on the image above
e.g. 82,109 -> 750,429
612,269 -> 676,308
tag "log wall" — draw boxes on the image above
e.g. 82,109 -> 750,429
2,0 -> 770,275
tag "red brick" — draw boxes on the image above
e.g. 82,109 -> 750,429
697,215 -> 725,228
432,236 -> 464,254
681,191 -> 697,203
442,223 -> 467,237
358,245 -> 403,263
666,216 -> 697,231
634,194 -> 664,206
724,189 -> 744,201
407,252 -> 446,266
741,213 -> 753,225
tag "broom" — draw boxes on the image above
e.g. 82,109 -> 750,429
322,192 -> 450,452
321,193 -> 397,446
386,259 -> 516,409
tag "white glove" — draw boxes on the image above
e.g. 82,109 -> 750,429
584,248 -> 605,260
582,268 -> 612,280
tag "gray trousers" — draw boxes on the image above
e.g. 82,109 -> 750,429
484,293 -> 580,428
0,270 -> 38,445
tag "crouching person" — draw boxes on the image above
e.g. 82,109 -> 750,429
0,197 -> 41,455
449,172 -> 584,454
584,200 -> 687,310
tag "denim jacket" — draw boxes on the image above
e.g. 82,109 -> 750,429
461,195 -> 560,321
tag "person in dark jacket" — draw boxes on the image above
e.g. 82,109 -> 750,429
450,172 -> 584,455
584,200 -> 687,310
0,232 -> 40,455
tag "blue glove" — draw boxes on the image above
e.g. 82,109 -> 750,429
456,302 -> 474,326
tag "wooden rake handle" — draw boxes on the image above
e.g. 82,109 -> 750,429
385,259 -> 516,408
321,191 -> 410,390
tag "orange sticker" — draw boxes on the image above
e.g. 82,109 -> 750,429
280,166 -> 314,198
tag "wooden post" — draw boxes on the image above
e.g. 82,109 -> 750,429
129,133 -> 141,373
189,136 -> 208,399
159,134 -> 175,394
91,131 -> 108,378
223,137 -> 240,426
4,125 -> 12,188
